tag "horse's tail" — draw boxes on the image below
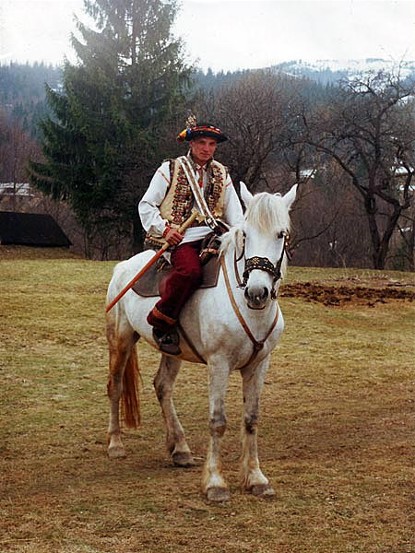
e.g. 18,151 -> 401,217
122,346 -> 141,429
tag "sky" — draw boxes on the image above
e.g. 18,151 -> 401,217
0,0 -> 414,72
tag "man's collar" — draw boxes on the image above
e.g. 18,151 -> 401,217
187,151 -> 213,170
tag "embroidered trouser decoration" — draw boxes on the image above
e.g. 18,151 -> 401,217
147,240 -> 203,332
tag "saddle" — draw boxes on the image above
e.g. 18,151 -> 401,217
132,236 -> 221,298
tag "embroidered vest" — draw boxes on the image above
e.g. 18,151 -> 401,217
144,158 -> 228,249
161,158 -> 227,225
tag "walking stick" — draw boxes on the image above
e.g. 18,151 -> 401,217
105,210 -> 200,313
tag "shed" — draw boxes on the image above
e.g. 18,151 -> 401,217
0,212 -> 72,247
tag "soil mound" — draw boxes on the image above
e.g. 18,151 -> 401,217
282,278 -> 415,306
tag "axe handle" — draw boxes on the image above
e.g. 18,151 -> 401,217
105,211 -> 199,313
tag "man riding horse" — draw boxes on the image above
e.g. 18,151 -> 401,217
138,119 -> 244,355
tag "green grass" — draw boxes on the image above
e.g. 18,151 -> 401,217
1,249 -> 414,553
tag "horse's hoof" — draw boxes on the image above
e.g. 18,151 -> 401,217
206,487 -> 231,502
172,451 -> 196,467
108,446 -> 127,459
250,483 -> 275,498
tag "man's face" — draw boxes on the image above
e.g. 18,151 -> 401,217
190,137 -> 218,165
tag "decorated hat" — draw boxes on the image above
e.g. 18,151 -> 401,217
176,115 -> 228,143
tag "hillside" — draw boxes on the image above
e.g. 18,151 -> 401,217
0,63 -> 62,137
2,59 -> 414,138
272,58 -> 415,84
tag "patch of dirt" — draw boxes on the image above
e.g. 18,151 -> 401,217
282,277 -> 415,307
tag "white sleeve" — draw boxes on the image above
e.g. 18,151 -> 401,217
223,175 -> 244,227
138,161 -> 170,237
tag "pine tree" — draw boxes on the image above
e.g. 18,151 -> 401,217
29,0 -> 191,257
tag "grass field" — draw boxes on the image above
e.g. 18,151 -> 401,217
1,247 -> 414,553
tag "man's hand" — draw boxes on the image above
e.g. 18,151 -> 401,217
163,226 -> 183,246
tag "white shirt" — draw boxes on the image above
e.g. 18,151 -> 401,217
138,159 -> 244,244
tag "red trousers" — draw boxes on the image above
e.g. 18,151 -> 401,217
147,240 -> 203,332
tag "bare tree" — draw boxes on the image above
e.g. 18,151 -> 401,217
291,161 -> 373,268
293,71 -> 415,269
195,70 -> 295,191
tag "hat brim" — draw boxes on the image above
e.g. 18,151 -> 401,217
177,125 -> 228,143
188,129 -> 228,143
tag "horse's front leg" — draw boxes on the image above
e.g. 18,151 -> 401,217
153,354 -> 195,467
202,360 -> 231,502
240,356 -> 275,497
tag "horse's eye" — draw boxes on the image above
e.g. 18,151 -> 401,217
277,231 -> 285,239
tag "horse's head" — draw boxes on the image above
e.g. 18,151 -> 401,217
238,181 -> 297,310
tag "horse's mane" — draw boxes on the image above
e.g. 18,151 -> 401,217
244,192 -> 291,235
220,192 -> 291,278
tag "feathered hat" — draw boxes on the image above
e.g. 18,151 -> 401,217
176,114 -> 228,143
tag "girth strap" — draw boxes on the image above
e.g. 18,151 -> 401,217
177,321 -> 206,364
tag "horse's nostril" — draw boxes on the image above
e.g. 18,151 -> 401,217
245,286 -> 269,306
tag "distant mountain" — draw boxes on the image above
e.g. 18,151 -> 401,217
272,58 -> 415,85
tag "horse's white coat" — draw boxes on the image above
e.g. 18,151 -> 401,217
106,184 -> 297,501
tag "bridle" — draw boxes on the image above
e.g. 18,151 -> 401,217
237,231 -> 289,300
179,229 -> 289,369
218,230 -> 288,369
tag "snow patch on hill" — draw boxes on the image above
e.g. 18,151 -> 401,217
273,58 -> 415,83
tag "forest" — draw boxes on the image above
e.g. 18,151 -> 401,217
0,0 -> 414,271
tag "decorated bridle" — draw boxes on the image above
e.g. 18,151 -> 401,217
235,230 -> 289,300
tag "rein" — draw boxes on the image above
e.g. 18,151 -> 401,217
220,255 -> 280,370
178,235 -> 286,368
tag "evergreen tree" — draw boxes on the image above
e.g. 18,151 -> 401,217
29,0 -> 191,258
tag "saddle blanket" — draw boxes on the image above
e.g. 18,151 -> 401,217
132,254 -> 221,298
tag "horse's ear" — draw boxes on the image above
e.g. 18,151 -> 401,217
234,227 -> 245,259
283,184 -> 298,211
239,181 -> 253,208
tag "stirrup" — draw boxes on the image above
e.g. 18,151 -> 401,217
152,328 -> 181,355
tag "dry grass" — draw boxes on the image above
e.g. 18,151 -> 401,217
1,247 -> 414,553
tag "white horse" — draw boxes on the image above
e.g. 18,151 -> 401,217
106,182 -> 298,502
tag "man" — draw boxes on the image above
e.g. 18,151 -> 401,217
138,121 -> 244,355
